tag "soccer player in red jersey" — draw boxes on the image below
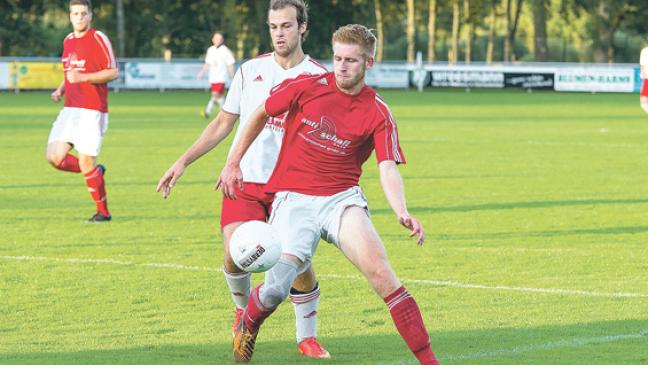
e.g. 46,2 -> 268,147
219,24 -> 439,364
46,0 -> 118,222
157,0 -> 330,359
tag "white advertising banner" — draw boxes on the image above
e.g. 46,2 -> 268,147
366,64 -> 410,88
125,62 -> 206,89
554,67 -> 635,92
430,69 -> 505,88
0,62 -> 9,89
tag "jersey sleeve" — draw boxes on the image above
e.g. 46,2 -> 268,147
225,48 -> 235,66
265,74 -> 314,117
93,31 -> 117,69
222,64 -> 243,114
373,98 -> 406,164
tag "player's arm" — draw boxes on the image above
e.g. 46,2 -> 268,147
51,80 -> 65,102
156,110 -> 239,198
216,105 -> 268,199
228,64 -> 235,79
378,160 -> 425,245
197,63 -> 209,79
66,67 -> 118,84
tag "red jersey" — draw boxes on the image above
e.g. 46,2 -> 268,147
62,28 -> 116,113
264,72 -> 405,196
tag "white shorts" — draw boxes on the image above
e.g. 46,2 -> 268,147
268,186 -> 369,268
48,107 -> 109,157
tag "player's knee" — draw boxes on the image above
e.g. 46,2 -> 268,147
260,259 -> 298,308
292,264 -> 317,292
46,153 -> 63,167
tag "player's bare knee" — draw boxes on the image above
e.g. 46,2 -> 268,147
292,264 -> 317,292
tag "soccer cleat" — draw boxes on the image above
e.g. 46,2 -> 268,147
232,315 -> 259,363
97,164 -> 106,175
232,308 -> 244,337
298,337 -> 331,359
88,213 -> 111,222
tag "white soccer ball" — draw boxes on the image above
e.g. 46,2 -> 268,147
230,221 -> 282,273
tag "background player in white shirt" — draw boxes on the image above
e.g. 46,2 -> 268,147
157,0 -> 330,359
197,31 -> 235,119
639,45 -> 648,114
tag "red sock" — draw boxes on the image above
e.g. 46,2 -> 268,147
84,166 -> 110,216
244,285 -> 276,333
384,286 -> 439,365
56,154 -> 81,173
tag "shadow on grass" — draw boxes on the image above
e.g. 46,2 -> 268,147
372,198 -> 648,216
2,319 -> 647,365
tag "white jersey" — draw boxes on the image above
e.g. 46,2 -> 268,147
640,47 -> 648,79
205,45 -> 235,83
222,53 -> 327,183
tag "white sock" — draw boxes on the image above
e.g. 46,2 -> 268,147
205,99 -> 215,116
217,96 -> 225,108
223,267 -> 251,309
290,283 -> 320,343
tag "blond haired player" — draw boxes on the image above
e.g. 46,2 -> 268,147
640,45 -> 648,114
221,24 -> 439,364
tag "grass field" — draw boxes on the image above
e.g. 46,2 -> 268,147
1,88 -> 648,365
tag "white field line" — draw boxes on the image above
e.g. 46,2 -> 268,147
2,255 -> 648,298
378,330 -> 648,364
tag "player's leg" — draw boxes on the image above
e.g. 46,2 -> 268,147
337,206 -> 439,365
221,220 -> 252,334
46,141 -> 80,172
46,108 -> 80,173
290,264 -> 330,358
76,110 -> 110,221
641,96 -> 648,114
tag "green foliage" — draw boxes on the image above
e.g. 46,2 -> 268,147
1,89 -> 648,363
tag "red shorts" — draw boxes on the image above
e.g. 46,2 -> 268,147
641,79 -> 648,97
220,182 -> 275,229
210,83 -> 225,94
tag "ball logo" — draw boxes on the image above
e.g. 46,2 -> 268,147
240,244 -> 266,269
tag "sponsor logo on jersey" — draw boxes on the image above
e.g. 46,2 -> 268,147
302,116 -> 351,149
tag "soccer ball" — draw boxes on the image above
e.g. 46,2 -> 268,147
230,221 -> 282,273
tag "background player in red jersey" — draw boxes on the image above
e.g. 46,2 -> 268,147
46,0 -> 118,222
219,24 -> 439,364
157,0 -> 330,359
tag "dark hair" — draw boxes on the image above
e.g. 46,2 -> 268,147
69,0 -> 92,12
268,0 -> 309,41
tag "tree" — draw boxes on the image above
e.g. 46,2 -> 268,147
374,0 -> 384,62
427,0 -> 438,63
406,0 -> 415,63
531,0 -> 548,61
504,0 -> 523,61
486,0 -> 499,63
450,0 -> 461,63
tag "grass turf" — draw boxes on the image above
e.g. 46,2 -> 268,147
1,89 -> 647,364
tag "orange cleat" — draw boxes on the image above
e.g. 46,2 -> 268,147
298,337 -> 331,359
232,316 -> 258,363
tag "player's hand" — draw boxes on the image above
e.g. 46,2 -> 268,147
216,163 -> 244,199
156,162 -> 186,199
66,70 -> 85,84
398,214 -> 425,245
51,89 -> 62,102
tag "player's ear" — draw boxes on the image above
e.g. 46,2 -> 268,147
299,22 -> 307,36
366,56 -> 374,69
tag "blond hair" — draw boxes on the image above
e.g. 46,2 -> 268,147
332,24 -> 376,58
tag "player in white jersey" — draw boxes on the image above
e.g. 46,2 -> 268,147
157,0 -> 330,359
197,31 -> 235,119
640,45 -> 648,114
